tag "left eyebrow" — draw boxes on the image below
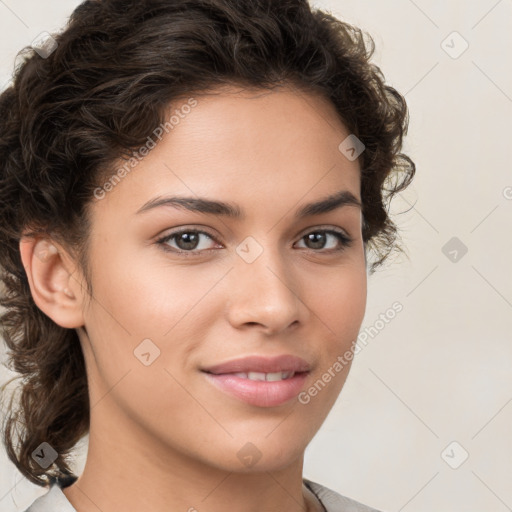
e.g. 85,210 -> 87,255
135,190 -> 362,219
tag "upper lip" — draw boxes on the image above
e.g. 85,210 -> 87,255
202,355 -> 311,375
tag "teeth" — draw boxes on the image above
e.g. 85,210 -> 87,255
233,371 -> 295,381
266,371 -> 290,381
247,371 -> 267,381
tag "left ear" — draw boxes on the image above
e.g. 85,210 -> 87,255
19,235 -> 87,329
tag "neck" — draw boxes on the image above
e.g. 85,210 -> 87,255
62,401 -> 319,512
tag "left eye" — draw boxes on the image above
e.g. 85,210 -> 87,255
157,228 -> 352,255
295,230 -> 352,251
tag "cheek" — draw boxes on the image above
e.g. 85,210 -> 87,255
310,262 -> 367,345
80,254 -> 207,438
86,239 -> 200,332
300,264 -> 366,406
82,243 -> 225,379
336,278 -> 366,341
295,268 -> 366,426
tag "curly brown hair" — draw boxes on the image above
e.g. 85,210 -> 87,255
0,0 -> 414,487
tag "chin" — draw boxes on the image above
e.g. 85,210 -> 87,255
204,435 -> 308,474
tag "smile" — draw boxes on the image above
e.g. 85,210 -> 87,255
232,371 -> 295,381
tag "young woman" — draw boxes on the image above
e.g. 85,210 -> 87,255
0,1 -> 415,511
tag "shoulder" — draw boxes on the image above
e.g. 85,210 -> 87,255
24,476 -> 382,512
304,478 -> 385,512
23,477 -> 77,512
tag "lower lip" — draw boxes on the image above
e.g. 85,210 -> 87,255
203,372 -> 309,407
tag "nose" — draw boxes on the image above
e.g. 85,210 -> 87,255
225,244 -> 306,335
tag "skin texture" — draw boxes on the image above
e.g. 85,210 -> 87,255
20,85 -> 367,512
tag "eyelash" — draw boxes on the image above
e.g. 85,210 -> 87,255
155,227 -> 353,256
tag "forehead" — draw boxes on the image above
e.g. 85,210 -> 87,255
169,83 -> 351,151
92,84 -> 361,221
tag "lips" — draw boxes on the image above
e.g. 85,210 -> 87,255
202,354 -> 311,375
201,355 -> 312,407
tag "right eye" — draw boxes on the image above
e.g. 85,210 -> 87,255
156,229 -> 221,255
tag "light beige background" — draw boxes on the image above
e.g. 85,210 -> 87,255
1,1 -> 511,511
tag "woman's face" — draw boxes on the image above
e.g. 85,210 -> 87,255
75,85 -> 367,473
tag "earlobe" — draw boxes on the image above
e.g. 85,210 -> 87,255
19,236 -> 86,329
